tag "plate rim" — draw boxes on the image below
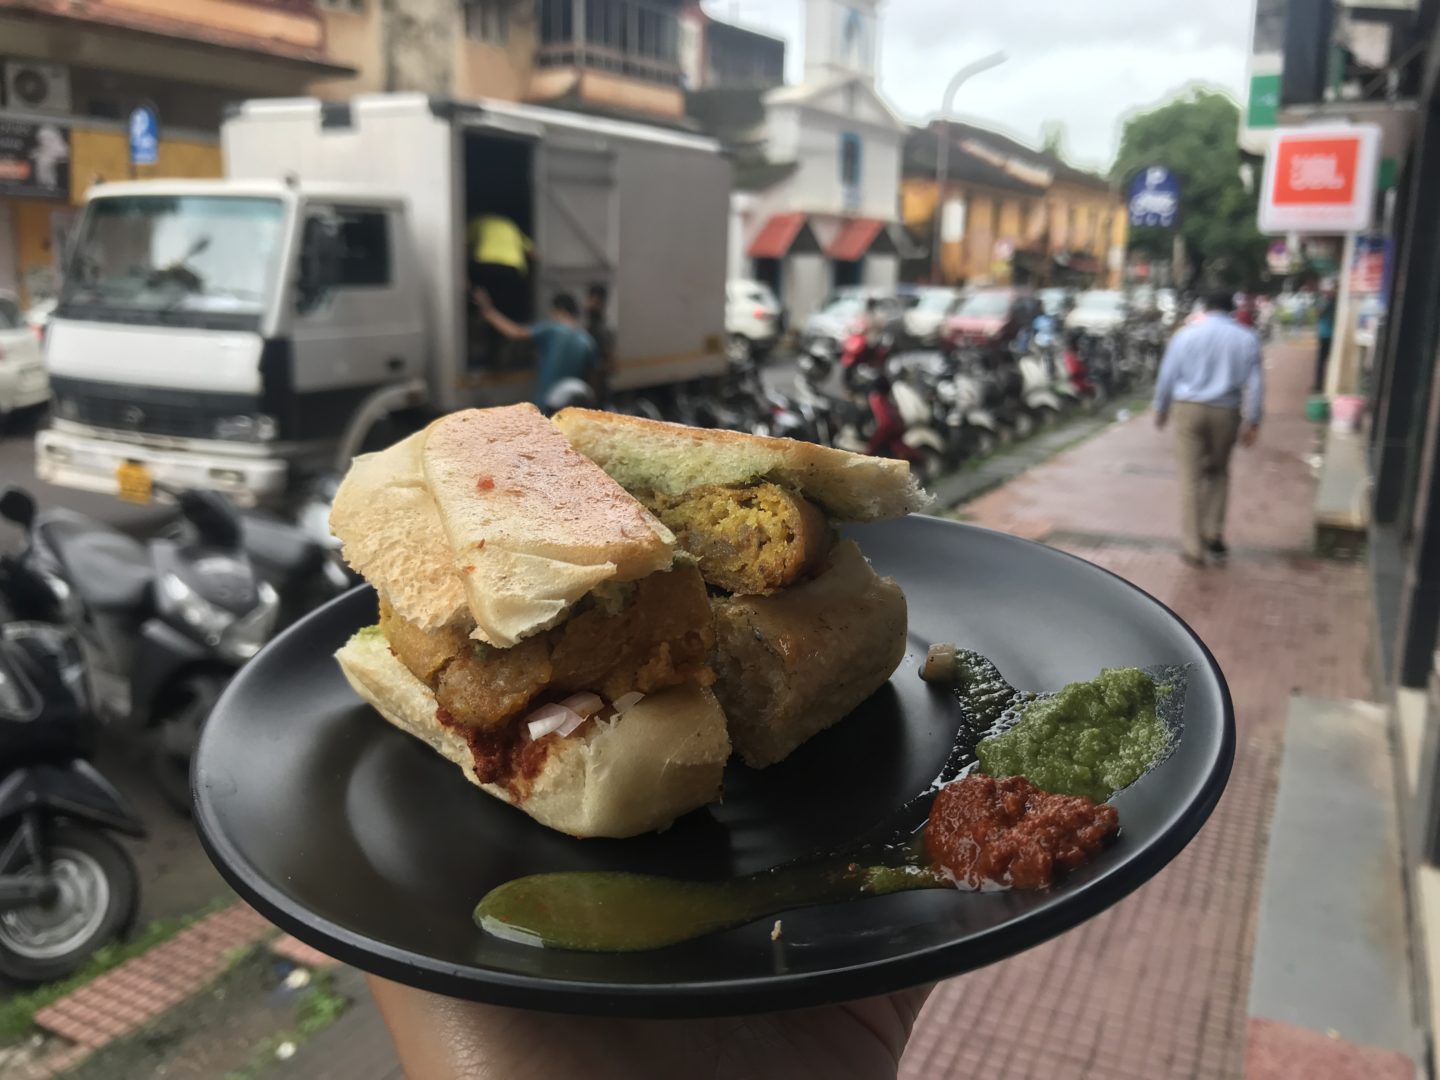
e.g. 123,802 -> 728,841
193,515 -> 1235,1017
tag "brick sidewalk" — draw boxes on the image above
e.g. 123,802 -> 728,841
900,338 -> 1372,1079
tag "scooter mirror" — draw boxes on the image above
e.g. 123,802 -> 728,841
0,488 -> 35,529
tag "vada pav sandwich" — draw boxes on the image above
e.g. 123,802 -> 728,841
329,405 -> 730,839
552,408 -> 930,768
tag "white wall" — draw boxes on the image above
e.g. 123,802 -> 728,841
862,253 -> 897,291
781,107 -> 902,220
860,135 -> 901,220
766,105 -> 801,162
727,191 -> 753,280
786,253 -> 830,328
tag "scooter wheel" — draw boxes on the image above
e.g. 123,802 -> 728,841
0,825 -> 140,985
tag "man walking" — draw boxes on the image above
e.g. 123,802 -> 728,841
1153,291 -> 1264,567
1313,282 -> 1336,393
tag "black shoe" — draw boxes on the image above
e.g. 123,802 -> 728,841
1206,540 -> 1229,559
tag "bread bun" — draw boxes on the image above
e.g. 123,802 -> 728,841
335,630 -> 731,838
710,541 -> 907,768
552,408 -> 932,521
331,405 -> 675,646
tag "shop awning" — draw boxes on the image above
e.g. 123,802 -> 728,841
747,213 -> 810,259
827,217 -> 888,262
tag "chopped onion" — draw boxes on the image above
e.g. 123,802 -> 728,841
613,691 -> 646,715
556,709 -> 589,737
559,692 -> 604,718
526,704 -> 580,741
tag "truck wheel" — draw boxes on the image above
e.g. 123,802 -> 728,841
0,825 -> 140,985
151,672 -> 228,817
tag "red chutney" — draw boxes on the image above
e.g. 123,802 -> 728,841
924,774 -> 1119,890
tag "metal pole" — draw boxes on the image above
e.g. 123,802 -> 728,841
930,51 -> 1006,285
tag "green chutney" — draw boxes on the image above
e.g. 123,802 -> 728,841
977,667 -> 1167,802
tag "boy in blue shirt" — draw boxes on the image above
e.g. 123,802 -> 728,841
474,289 -> 599,412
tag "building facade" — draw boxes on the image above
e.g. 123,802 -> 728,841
730,0 -> 906,325
313,0 -> 689,124
0,0 -> 350,304
901,120 -> 1127,288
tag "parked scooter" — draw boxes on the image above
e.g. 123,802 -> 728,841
0,613 -> 144,983
0,486 -> 280,814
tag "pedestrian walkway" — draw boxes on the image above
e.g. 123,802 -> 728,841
900,337 -> 1372,1079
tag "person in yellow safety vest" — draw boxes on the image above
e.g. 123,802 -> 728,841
467,213 -> 534,330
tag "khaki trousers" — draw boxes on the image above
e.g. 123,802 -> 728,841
1172,401 -> 1242,559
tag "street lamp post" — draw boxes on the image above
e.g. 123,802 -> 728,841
931,52 -> 1008,284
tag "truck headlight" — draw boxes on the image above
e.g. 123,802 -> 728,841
213,414 -> 279,442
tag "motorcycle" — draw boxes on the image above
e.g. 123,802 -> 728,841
0,486 -> 280,814
0,613 -> 144,984
803,333 -> 947,480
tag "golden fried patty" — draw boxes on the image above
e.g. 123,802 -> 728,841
642,483 -> 830,596
379,564 -> 715,732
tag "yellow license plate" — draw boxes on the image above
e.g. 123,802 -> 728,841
115,461 -> 153,504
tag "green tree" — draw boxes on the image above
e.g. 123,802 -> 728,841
1112,87 -> 1268,288
1040,120 -> 1067,159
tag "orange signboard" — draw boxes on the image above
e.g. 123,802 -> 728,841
1270,137 -> 1360,206
1258,125 -> 1380,234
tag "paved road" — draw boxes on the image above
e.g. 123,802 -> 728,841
0,419 -> 231,947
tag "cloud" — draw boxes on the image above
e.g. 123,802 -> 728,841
704,0 -> 1251,169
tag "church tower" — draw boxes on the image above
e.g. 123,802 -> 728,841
802,0 -> 880,86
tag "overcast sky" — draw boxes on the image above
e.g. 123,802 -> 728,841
704,0 -> 1253,171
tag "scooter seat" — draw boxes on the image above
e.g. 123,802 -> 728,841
39,516 -> 153,614
240,515 -> 323,586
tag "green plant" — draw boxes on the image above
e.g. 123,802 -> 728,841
222,971 -> 350,1080
0,897 -> 234,1042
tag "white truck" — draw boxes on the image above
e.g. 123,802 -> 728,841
37,94 -> 729,506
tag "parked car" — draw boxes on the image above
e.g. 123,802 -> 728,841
902,287 -> 963,346
725,279 -> 783,363
1065,289 -> 1130,335
0,292 -> 49,426
943,287 -> 1034,352
802,291 -> 905,358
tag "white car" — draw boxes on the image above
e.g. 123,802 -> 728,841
1065,289 -> 1130,335
0,293 -> 48,423
725,279 -> 783,362
902,287 -> 962,345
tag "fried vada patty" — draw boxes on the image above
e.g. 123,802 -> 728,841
379,564 -> 716,732
640,483 -> 830,596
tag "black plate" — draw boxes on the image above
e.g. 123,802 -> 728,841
194,516 -> 1233,1017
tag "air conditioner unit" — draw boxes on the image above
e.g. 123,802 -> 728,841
4,62 -> 72,114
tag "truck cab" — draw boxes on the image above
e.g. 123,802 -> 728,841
35,94 -> 728,508
38,180 -> 428,505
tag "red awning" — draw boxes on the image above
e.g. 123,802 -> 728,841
827,217 -> 887,262
747,213 -> 809,259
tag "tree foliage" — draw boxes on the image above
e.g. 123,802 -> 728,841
1111,87 -> 1268,288
1039,120 -> 1067,159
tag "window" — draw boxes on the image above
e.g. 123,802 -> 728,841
318,0 -> 365,12
303,208 -> 390,290
840,133 -> 862,188
464,0 -> 509,44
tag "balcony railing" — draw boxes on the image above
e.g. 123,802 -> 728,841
536,0 -> 682,87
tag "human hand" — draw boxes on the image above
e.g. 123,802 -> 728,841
369,975 -> 932,1080
1154,410 -> 1167,431
1240,423 -> 1259,448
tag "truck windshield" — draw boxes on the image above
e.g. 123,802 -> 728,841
60,196 -> 284,328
